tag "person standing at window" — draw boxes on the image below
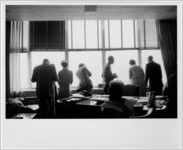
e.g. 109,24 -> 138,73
145,56 -> 163,95
102,56 -> 117,94
58,61 -> 73,99
76,63 -> 93,94
31,59 -> 58,118
129,59 -> 146,96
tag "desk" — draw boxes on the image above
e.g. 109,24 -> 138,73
56,94 -> 167,118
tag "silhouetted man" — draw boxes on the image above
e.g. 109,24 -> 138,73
31,59 -> 58,118
58,60 -> 73,99
102,56 -> 117,94
145,56 -> 163,95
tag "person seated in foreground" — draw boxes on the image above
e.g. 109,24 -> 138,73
101,80 -> 130,118
76,63 -> 93,96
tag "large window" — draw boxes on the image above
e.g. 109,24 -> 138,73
69,51 -> 102,87
17,19 -> 166,91
31,52 -> 65,87
106,50 -> 138,84
141,50 -> 167,84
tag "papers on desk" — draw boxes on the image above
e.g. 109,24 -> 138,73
123,96 -> 148,104
90,95 -> 109,102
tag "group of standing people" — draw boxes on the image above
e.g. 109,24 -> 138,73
103,55 -> 163,96
31,55 -> 163,117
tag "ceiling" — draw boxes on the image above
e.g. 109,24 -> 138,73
6,5 -> 177,21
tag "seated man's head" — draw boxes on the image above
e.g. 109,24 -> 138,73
109,80 -> 124,101
108,56 -> 114,64
129,59 -> 136,66
61,60 -> 68,68
43,58 -> 50,65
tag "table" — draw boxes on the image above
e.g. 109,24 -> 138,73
56,94 -> 167,118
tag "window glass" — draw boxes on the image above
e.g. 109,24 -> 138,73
122,20 -> 135,48
86,20 -> 98,48
106,50 -> 138,84
31,51 -> 65,87
20,53 -> 29,89
141,50 -> 167,85
104,20 -> 109,48
68,20 -> 72,49
145,20 -> 158,48
72,20 -> 85,49
23,21 -> 29,50
98,20 -> 102,49
109,20 -> 121,48
69,51 -> 102,87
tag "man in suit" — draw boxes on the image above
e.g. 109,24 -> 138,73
102,56 -> 117,94
145,56 -> 163,95
58,60 -> 73,99
31,59 -> 58,118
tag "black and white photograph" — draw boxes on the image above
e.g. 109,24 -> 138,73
1,0 -> 182,149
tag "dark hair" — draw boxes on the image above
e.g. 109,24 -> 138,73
109,80 -> 124,101
43,58 -> 49,64
148,56 -> 153,62
79,63 -> 85,68
129,59 -> 136,65
108,56 -> 114,63
61,61 -> 68,68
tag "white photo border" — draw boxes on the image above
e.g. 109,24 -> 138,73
1,0 -> 182,149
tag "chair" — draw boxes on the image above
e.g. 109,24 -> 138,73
123,84 -> 140,96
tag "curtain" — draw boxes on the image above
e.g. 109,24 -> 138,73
157,19 -> 177,118
157,19 -> 177,78
9,21 -> 23,93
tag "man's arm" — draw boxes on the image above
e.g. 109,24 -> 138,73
145,64 -> 149,84
31,67 -> 37,82
69,71 -> 73,84
52,65 -> 58,81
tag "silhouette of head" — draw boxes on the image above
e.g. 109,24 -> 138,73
129,59 -> 136,65
61,60 -> 68,68
43,59 -> 49,65
148,56 -> 153,62
109,80 -> 124,101
79,63 -> 85,68
108,56 -> 114,64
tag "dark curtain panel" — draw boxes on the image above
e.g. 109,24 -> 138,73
6,21 -> 11,98
30,21 -> 65,50
157,19 -> 177,78
157,19 -> 177,118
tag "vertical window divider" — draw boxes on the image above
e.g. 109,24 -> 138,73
65,20 -> 69,62
97,20 -> 99,49
46,21 -> 48,51
71,20 -> 73,49
101,20 -> 106,76
84,19 -> 86,49
133,20 -> 136,48
108,20 -> 110,49
143,20 -> 146,49
121,19 -> 123,49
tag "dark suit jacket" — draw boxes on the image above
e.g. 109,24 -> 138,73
145,61 -> 163,91
31,64 -> 58,99
58,68 -> 73,98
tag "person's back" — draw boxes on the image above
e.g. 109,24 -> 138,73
101,80 -> 130,118
129,60 -> 146,96
58,61 -> 73,98
145,56 -> 163,94
31,59 -> 58,118
76,64 -> 93,92
33,64 -> 57,89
